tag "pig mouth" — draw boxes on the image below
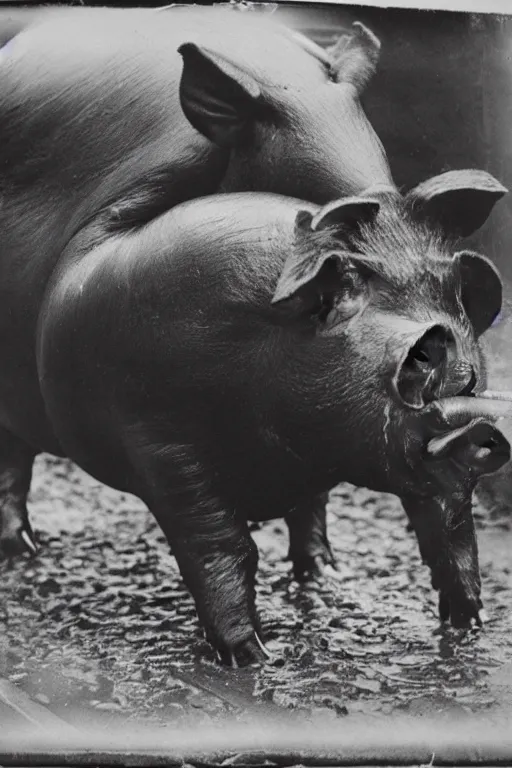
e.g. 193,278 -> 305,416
424,395 -> 512,468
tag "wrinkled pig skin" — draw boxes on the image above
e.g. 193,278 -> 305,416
28,187 -> 510,665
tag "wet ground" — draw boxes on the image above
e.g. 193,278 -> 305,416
1,450 -> 512,735
0,3 -> 512,748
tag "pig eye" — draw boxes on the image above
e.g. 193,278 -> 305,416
313,269 -> 367,331
338,269 -> 366,301
310,293 -> 334,324
332,268 -> 367,317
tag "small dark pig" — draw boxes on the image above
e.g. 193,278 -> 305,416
2,180 -> 510,665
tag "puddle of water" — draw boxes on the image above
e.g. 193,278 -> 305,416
0,454 -> 511,730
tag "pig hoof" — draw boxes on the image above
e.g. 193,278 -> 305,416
438,592 -> 484,629
439,593 -> 451,623
478,608 -> 489,625
21,529 -> 38,555
322,563 -> 344,582
293,554 -> 340,584
0,527 -> 38,560
217,632 -> 271,668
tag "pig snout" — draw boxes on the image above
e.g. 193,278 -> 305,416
392,324 -> 477,409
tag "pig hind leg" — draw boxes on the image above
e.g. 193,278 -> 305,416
286,492 -> 339,582
0,428 -> 37,560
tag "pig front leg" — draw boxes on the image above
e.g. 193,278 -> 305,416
401,494 -> 483,628
285,492 -> 339,582
0,428 -> 38,560
153,500 -> 270,667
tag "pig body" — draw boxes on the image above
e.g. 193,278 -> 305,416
9,188 -> 509,663
0,6 -> 510,661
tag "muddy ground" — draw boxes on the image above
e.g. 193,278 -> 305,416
1,3 -> 512,747
1,446 -> 512,735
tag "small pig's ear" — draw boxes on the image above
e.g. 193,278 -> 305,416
328,22 -> 381,93
310,196 -> 380,233
271,245 -> 349,306
271,198 -> 379,305
454,250 -> 502,337
178,43 -> 263,148
406,170 -> 508,239
427,419 -> 510,477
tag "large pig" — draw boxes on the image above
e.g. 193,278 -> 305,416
0,4 -> 392,214
0,4 -> 508,577
1,175 -> 510,664
0,3 -> 386,569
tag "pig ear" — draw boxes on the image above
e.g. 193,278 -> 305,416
178,43 -> 263,148
271,198 -> 380,304
271,241 -> 348,306
311,196 -> 380,233
406,170 -> 508,239
427,419 -> 510,477
454,250 -> 502,337
328,22 -> 381,93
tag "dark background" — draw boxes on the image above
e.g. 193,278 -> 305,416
280,4 -> 512,288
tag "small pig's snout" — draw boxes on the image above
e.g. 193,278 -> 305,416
394,324 -> 453,408
392,324 -> 477,409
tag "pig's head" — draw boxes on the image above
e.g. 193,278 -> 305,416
177,20 -> 393,202
267,169 -> 509,627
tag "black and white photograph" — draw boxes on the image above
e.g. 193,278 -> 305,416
1,0 -> 512,761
